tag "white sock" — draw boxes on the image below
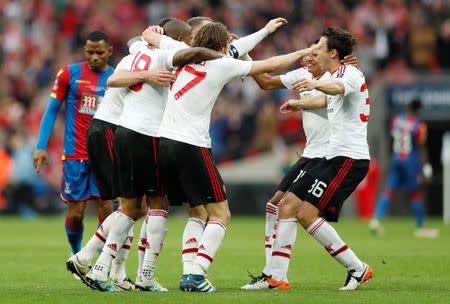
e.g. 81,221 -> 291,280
110,226 -> 134,282
192,220 -> 226,275
92,212 -> 135,280
182,218 -> 206,274
307,218 -> 363,271
262,203 -> 278,275
137,216 -> 148,276
141,209 -> 168,280
77,211 -> 118,265
270,218 -> 297,281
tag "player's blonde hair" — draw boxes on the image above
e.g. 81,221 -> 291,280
191,22 -> 229,52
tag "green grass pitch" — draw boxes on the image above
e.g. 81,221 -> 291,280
1,215 -> 449,304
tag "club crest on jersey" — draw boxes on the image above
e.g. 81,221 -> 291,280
64,181 -> 71,194
79,94 -> 100,115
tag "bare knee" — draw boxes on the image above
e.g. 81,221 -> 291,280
95,199 -> 114,217
147,195 -> 168,211
296,201 -> 320,229
205,201 -> 231,225
268,190 -> 285,207
119,197 -> 143,220
277,193 -> 301,219
187,205 -> 208,222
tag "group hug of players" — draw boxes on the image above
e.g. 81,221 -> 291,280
33,15 -> 373,292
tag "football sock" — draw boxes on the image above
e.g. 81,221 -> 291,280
410,193 -> 425,228
374,190 -> 392,220
191,220 -> 226,275
92,212 -> 134,280
262,202 -> 278,275
137,215 -> 148,276
307,218 -> 363,271
182,218 -> 206,274
65,215 -> 84,255
141,209 -> 168,280
111,228 -> 133,282
270,218 -> 297,281
77,211 -> 118,264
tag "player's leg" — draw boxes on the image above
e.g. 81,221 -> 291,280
181,205 -> 207,289
242,158 -> 317,289
110,227 -> 135,290
137,195 -> 168,292
370,159 -> 399,234
86,197 -> 140,291
137,199 -> 149,278
65,200 -> 87,255
186,200 -> 230,292
294,157 -> 372,291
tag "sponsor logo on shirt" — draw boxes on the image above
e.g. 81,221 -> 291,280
79,94 -> 100,115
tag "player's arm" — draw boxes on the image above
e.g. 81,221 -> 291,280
417,122 -> 433,182
142,26 -> 164,48
248,47 -> 313,75
107,68 -> 176,87
229,17 -> 287,58
33,67 -> 69,173
172,47 -> 224,67
252,73 -> 284,90
292,78 -> 345,95
279,94 -> 327,113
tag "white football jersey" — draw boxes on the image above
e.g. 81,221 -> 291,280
280,68 -> 331,158
158,57 -> 252,147
93,41 -> 146,125
326,65 -> 370,160
119,44 -> 177,136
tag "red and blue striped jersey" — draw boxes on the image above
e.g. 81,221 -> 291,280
391,114 -> 427,161
51,61 -> 114,160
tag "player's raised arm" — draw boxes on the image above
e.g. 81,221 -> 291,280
142,26 -> 165,48
229,17 -> 287,58
248,47 -> 313,75
279,94 -> 327,113
172,47 -> 224,67
107,68 -> 177,87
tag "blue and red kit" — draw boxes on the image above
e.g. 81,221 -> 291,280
36,61 -> 114,202
387,114 -> 427,191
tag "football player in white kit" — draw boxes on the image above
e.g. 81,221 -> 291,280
83,20 -> 225,292
143,16 -> 290,291
269,27 -> 372,291
157,22 -> 314,292
66,38 -> 176,291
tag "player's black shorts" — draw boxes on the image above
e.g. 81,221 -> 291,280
288,156 -> 369,222
158,137 -> 227,207
114,126 -> 163,198
86,118 -> 117,200
278,157 -> 322,192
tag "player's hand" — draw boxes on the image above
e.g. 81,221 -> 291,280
33,150 -> 48,173
280,99 -> 302,113
145,25 -> 164,35
292,78 -> 317,93
229,32 -> 240,42
264,17 -> 288,34
145,68 -> 177,86
342,54 -> 358,66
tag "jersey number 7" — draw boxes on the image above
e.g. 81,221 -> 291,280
171,65 -> 206,100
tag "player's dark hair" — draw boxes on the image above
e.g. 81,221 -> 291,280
85,31 -> 111,45
408,98 -> 422,113
321,27 -> 356,60
158,17 -> 177,27
163,19 -> 191,41
191,22 -> 229,52
187,16 -> 213,32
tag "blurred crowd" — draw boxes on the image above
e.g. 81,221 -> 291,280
1,0 -> 450,214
